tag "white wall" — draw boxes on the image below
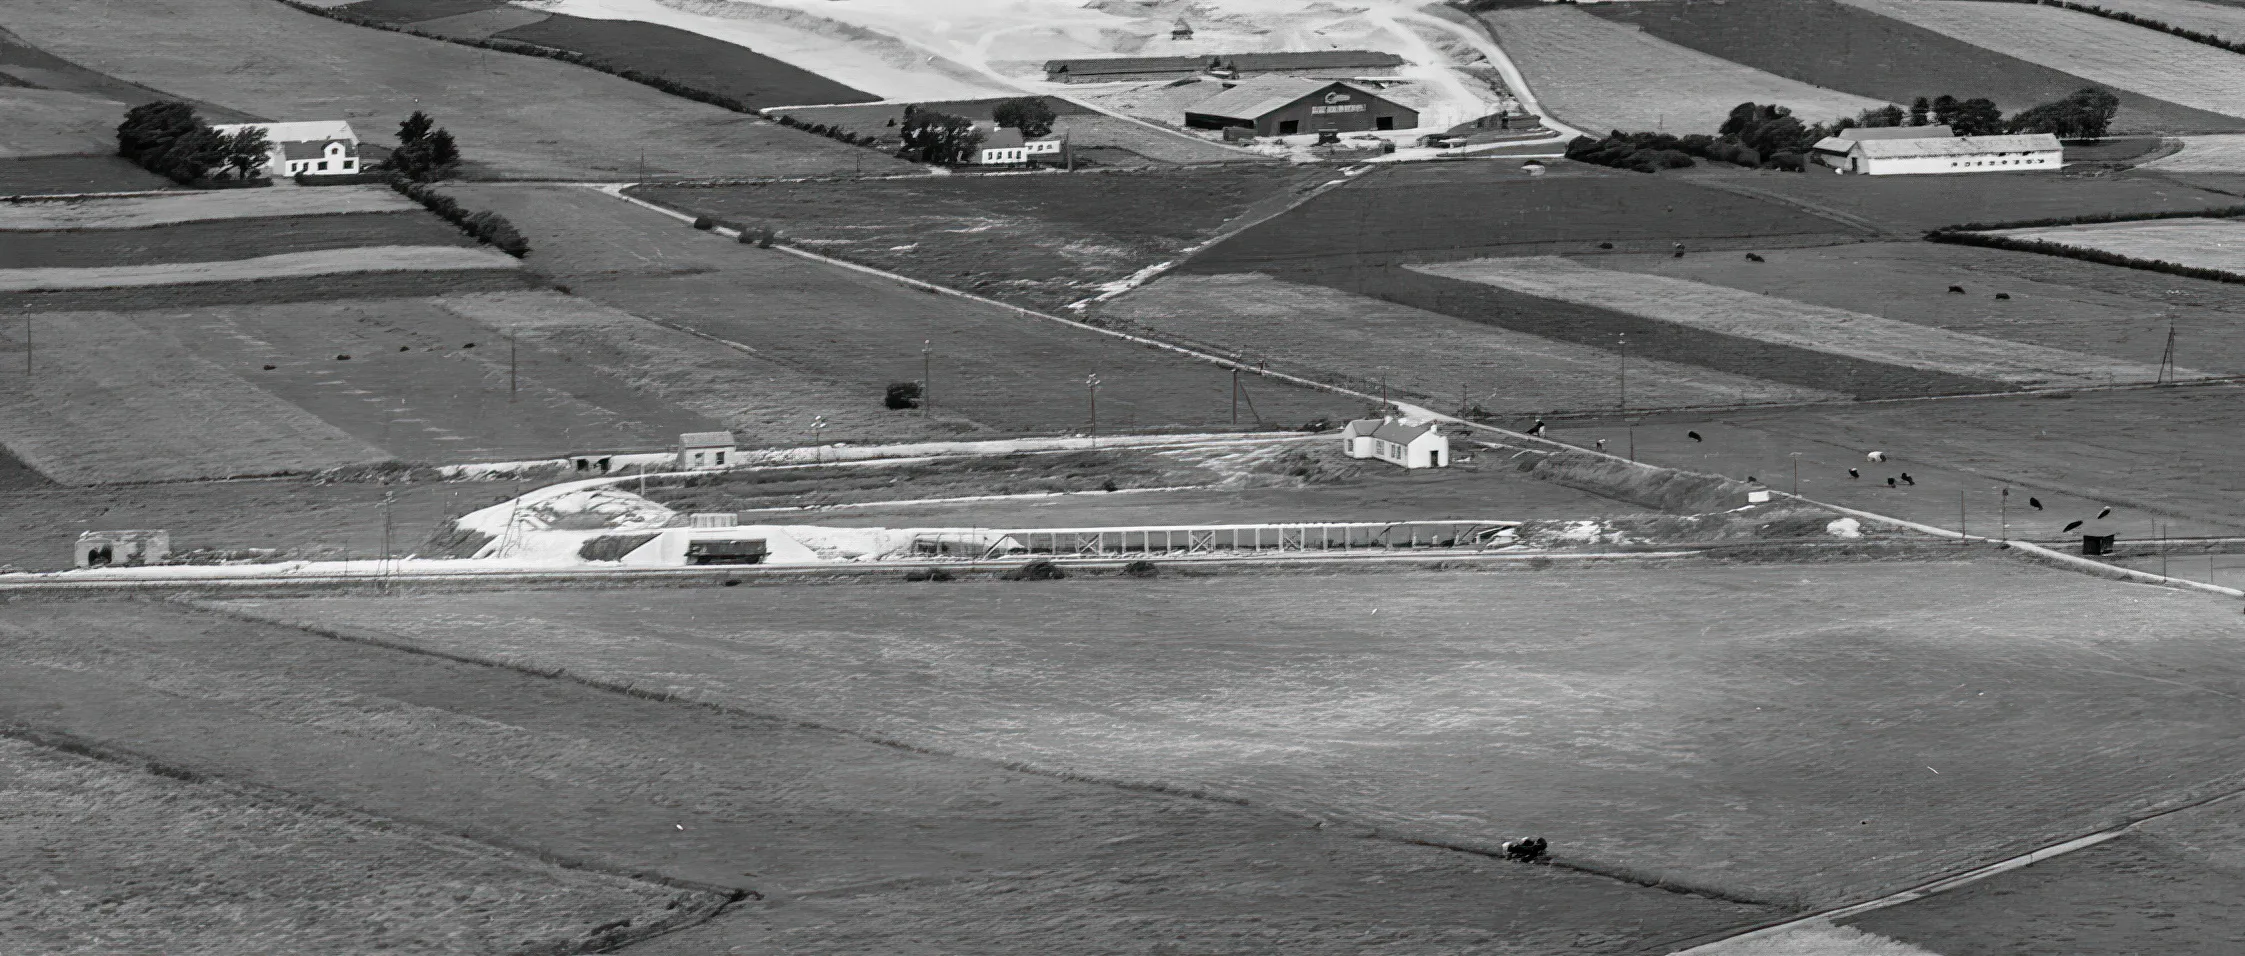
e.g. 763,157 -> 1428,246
1864,150 -> 2063,175
618,527 -> 825,567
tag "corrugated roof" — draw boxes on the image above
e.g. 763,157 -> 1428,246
1849,133 -> 2062,159
1185,76 -> 1329,121
212,120 -> 357,144
1840,125 -> 1951,141
1043,55 -> 1210,75
1227,51 -> 1406,71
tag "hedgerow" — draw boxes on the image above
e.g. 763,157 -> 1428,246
1926,230 -> 2245,285
1986,0 -> 2245,54
1931,205 -> 2245,233
388,178 -> 531,257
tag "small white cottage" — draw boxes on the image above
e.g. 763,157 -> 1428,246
1342,418 -> 1449,469
677,431 -> 737,471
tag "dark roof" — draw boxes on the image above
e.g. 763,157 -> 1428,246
1044,50 -> 1405,76
1187,78 -> 1410,123
1840,125 -> 1952,141
280,139 -> 354,160
982,128 -> 1025,149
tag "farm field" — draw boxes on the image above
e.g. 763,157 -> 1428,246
0,86 -> 126,158
1989,217 -> 2245,274
0,474 -> 521,571
0,24 -> 257,124
1596,242 -> 2245,375
0,155 -> 176,197
2145,134 -> 2245,172
451,182 -> 1361,431
1477,5 -> 1892,135
2058,0 -> 2245,40
338,0 -> 878,109
0,735 -> 698,955
0,244 -> 521,292
1687,168 -> 2244,234
1586,0 -> 2245,135
1099,271 -> 1843,411
1565,382 -> 2245,538
1417,256 -> 2174,387
0,600 -> 1772,955
0,186 -> 418,229
223,559 -> 2245,909
0,0 -> 906,181
1185,161 -> 1865,275
1845,812 -> 2245,955
631,165 -> 1321,310
0,211 -> 473,268
1834,0 -> 2245,121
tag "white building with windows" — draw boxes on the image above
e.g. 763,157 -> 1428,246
677,431 -> 736,471
1810,126 -> 2062,176
975,128 -> 1029,165
1342,418 -> 1449,469
211,120 -> 362,178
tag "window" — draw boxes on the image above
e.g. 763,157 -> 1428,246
1278,120 -> 1299,136
714,451 -> 726,465
1376,116 -> 1394,131
317,161 -> 328,171
341,160 -> 354,170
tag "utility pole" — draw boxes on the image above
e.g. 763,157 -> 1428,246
921,339 -> 932,418
1086,373 -> 1101,444
1233,368 -> 1241,425
2000,486 -> 2009,544
811,415 -> 827,462
1790,453 -> 1800,496
21,311 -> 30,383
1617,331 -> 1627,412
2158,316 -> 2178,384
1627,421 -> 1636,462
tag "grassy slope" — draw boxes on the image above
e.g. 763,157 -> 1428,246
450,182 -> 1360,432
1687,168 -> 2243,235
0,0 -> 907,180
237,561 -> 2245,908
1479,5 -> 1892,134
631,165 -> 1323,311
1586,0 -> 2245,135
1184,162 -> 1862,275
0,735 -> 695,955
1993,218 -> 2245,272
0,155 -> 177,196
490,12 -> 876,108
0,86 -> 126,158
0,600 -> 1772,955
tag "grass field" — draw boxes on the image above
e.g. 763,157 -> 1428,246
0,244 -> 520,292
2061,0 -> 2245,40
0,155 -> 178,197
1691,168 -> 2244,234
1989,217 -> 2245,274
225,559 -> 2245,909
770,97 -> 1256,166
0,599 -> 1772,954
451,182 -> 1360,431
1586,0 -> 2245,135
0,186 -> 417,229
1098,271 -> 1844,412
0,735 -> 699,954
1479,5 -> 1892,134
0,0 -> 906,180
633,166 -> 1323,310
0,211 -> 472,268
1186,161 -> 1864,275
1594,241 -> 2245,375
0,23 -> 257,124
1415,255 -> 2179,387
2145,134 -> 2245,172
0,86 -> 126,158
486,11 -> 876,108
1835,0 -> 2245,121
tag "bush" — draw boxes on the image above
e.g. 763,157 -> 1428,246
389,179 -> 532,258
692,215 -> 715,230
1005,558 -> 1066,581
903,567 -> 956,582
1121,559 -> 1158,578
885,381 -> 923,410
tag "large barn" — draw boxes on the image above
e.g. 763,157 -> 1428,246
1809,126 -> 2063,175
1183,77 -> 1419,138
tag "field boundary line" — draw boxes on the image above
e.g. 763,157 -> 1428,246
0,717 -> 753,952
1068,167 -> 1374,310
1683,178 -> 1901,235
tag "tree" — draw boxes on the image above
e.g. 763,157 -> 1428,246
1930,94 -> 1959,128
884,381 -> 923,410
2009,87 -> 2120,140
991,96 -> 1058,138
1909,96 -> 1931,127
897,107 -> 985,165
1855,104 -> 1905,128
117,100 -> 199,163
1949,97 -> 2004,136
397,110 -> 434,146
221,126 -> 270,180
151,123 -> 227,184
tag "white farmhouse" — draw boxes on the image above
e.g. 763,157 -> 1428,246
1342,418 -> 1449,469
211,120 -> 362,178
975,128 -> 1029,166
1809,126 -> 2062,176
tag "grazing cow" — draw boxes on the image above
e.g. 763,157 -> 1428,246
2097,506 -> 2113,519
1866,451 -> 1887,462
1595,438 -> 1607,450
1527,419 -> 1547,436
1687,431 -> 1703,442
1887,477 -> 1898,488
1948,285 -> 1966,294
1995,293 -> 2012,300
2064,520 -> 2085,533
1900,473 -> 1915,486
1746,253 -> 1765,263
1848,468 -> 1860,479
1503,837 -> 1550,863
2030,497 -> 2044,510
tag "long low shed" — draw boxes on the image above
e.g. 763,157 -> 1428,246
920,521 -> 1517,558
1044,50 -> 1405,82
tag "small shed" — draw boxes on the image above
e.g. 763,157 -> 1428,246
2079,520 -> 2120,556
1341,418 -> 1449,469
678,431 -> 736,471
76,530 -> 171,568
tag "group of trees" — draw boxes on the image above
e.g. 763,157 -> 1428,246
386,110 -> 461,181
897,106 -> 986,165
116,101 -> 271,184
1569,87 -> 2121,174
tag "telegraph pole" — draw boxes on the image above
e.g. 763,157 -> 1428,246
21,311 -> 29,383
921,339 -> 932,417
1086,373 -> 1101,445
2000,486 -> 2009,544
1790,452 -> 1800,496
2158,316 -> 2178,384
811,415 -> 827,462
1617,331 -> 1627,412
1233,368 -> 1241,425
